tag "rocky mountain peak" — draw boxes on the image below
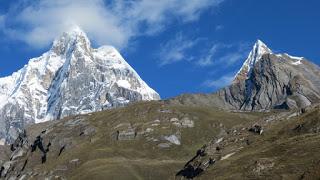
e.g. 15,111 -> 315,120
223,39 -> 320,111
51,26 -> 91,55
254,39 -> 272,54
233,39 -> 272,83
170,39 -> 319,111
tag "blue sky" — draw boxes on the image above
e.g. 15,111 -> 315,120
0,0 -> 319,99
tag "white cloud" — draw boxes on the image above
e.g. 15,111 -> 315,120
203,73 -> 235,88
0,0 -> 224,49
2,0 -> 128,48
157,33 -> 199,66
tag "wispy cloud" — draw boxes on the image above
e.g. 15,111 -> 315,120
156,35 -> 250,68
197,44 -> 222,66
0,0 -> 225,49
217,51 -> 245,66
202,73 -> 235,88
157,33 -> 199,66
197,42 -> 249,67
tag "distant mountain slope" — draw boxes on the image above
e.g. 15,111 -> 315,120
170,40 -> 320,111
0,26 -> 160,143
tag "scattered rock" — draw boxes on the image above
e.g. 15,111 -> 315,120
0,139 -> 5,146
164,135 -> 181,145
158,109 -> 172,113
1,161 -> 13,177
157,143 -> 171,148
70,159 -> 80,163
90,137 -> 99,143
153,120 -> 161,123
181,117 -> 194,128
293,124 -> 304,132
145,128 -> 153,133
146,137 -> 159,142
170,117 -> 194,128
83,126 -> 96,136
176,145 -> 215,179
55,165 -> 68,172
11,130 -> 28,152
170,118 -> 179,122
287,112 -> 300,119
215,138 -> 223,144
64,117 -> 87,127
176,164 -> 204,179
249,125 -> 263,135
221,152 -> 236,160
253,158 -> 274,174
69,159 -> 80,167
117,128 -> 137,141
113,123 -> 131,129
10,148 -> 26,161
18,174 -> 27,180
172,122 -> 182,127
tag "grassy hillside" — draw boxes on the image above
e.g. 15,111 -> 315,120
1,101 -> 319,179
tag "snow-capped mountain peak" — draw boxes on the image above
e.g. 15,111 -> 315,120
0,26 -> 160,143
51,25 -> 91,56
254,39 -> 272,54
233,39 -> 272,83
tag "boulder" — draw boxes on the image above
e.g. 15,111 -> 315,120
157,143 -> 171,148
164,135 -> 181,145
117,128 -> 136,141
249,125 -> 263,135
181,117 -> 194,128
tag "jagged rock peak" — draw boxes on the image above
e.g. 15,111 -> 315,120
51,25 -> 91,55
233,39 -> 272,83
254,39 -> 272,55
